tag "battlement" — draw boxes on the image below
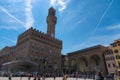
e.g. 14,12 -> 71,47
17,27 -> 62,49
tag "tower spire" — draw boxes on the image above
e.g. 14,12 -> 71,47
46,7 -> 57,37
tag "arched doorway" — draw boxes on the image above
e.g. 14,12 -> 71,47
79,57 -> 88,72
70,59 -> 77,73
90,55 -> 101,73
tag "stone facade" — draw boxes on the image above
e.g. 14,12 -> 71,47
103,47 -> 116,74
0,7 -> 62,74
67,45 -> 107,75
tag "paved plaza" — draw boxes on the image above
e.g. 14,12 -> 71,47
0,77 -> 93,80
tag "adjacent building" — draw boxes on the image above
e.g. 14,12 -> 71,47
67,45 -> 107,75
99,39 -> 120,75
110,39 -> 120,74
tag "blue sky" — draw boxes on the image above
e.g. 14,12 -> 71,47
0,0 -> 120,54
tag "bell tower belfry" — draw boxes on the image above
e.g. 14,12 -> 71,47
46,7 -> 57,37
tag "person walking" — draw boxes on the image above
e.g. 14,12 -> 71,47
33,74 -> 37,80
53,74 -> 56,80
8,74 -> 12,80
38,75 -> 41,80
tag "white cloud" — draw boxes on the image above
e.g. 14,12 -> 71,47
7,0 -> 23,3
0,0 -> 36,30
0,5 -> 25,27
106,24 -> 120,30
25,0 -> 34,29
0,26 -> 20,30
2,37 -> 16,44
50,0 -> 56,6
0,37 -> 17,49
50,0 -> 70,12
64,41 -> 101,53
77,20 -> 82,24
88,0 -> 114,43
8,20 -> 17,23
65,32 -> 120,53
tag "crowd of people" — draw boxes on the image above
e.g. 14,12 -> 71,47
8,74 -> 68,80
1,71 -> 120,80
32,74 -> 67,80
94,71 -> 120,80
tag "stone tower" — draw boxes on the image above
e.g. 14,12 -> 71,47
46,7 -> 57,37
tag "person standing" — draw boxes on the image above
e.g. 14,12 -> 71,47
62,75 -> 67,80
42,75 -> 45,80
9,76 -> 11,80
28,74 -> 31,80
95,71 -> 104,80
20,74 -> 23,80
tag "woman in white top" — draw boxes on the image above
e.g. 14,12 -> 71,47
114,73 -> 117,80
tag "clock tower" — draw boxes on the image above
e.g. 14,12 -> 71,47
46,7 -> 57,37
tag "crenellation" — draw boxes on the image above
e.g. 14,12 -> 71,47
25,27 -> 62,49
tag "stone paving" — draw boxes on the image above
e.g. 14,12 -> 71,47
0,77 -> 93,80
